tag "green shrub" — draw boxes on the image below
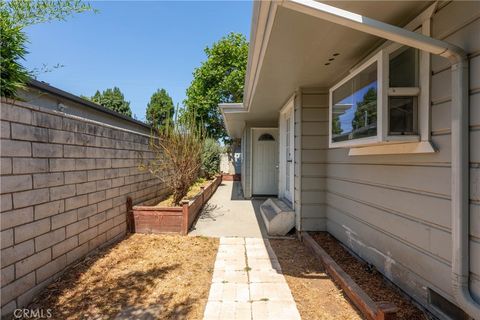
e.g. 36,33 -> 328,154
201,138 -> 221,179
0,0 -> 94,98
0,14 -> 29,98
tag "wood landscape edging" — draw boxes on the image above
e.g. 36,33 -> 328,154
301,231 -> 398,320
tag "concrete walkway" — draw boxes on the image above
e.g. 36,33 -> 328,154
190,181 -> 267,238
192,182 -> 301,320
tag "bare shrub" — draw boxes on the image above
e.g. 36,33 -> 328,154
142,115 -> 205,206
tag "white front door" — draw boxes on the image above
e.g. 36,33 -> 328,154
252,128 -> 278,195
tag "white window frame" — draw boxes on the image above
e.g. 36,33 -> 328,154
328,35 -> 431,150
329,51 -> 384,148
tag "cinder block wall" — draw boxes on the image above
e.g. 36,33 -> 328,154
0,99 -> 168,315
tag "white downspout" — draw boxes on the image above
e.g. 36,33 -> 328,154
280,0 -> 478,318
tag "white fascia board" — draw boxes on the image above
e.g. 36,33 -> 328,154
219,103 -> 245,112
243,1 -> 279,112
219,103 -> 247,139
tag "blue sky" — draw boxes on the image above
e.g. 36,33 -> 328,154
23,1 -> 253,121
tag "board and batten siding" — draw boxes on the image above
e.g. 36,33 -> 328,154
322,1 -> 480,315
294,90 -> 328,231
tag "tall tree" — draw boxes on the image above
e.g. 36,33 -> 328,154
89,87 -> 132,117
183,32 -> 248,141
0,0 -> 95,98
146,88 -> 174,128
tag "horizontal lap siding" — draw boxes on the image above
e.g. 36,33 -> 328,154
324,1 -> 480,314
0,100 -> 168,315
297,91 -> 328,231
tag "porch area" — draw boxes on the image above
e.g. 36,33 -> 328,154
189,181 -> 267,238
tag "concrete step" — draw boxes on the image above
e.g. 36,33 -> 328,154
260,198 -> 295,236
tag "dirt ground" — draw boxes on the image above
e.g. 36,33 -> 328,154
310,232 -> 429,320
29,234 -> 219,320
270,238 -> 363,320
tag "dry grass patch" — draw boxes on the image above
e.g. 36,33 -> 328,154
270,238 -> 362,320
311,232 -> 428,320
29,234 -> 219,320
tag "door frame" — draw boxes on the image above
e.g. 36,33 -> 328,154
279,96 -> 295,205
250,127 -> 279,196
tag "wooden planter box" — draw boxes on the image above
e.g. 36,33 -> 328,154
221,173 -> 241,181
130,175 -> 222,235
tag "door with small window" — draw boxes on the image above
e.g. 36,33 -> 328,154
252,129 -> 278,195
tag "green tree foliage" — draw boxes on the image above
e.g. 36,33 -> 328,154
0,0 -> 94,98
183,32 -> 248,141
89,87 -> 132,117
351,87 -> 377,131
332,115 -> 342,135
146,88 -> 175,128
201,138 -> 222,179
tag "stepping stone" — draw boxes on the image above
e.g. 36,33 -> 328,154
259,198 -> 295,236
203,301 -> 251,320
250,282 -> 295,301
208,283 -> 250,302
247,258 -> 282,271
220,237 -> 245,245
212,270 -> 249,284
248,270 -> 286,283
252,301 -> 301,320
214,258 -> 247,271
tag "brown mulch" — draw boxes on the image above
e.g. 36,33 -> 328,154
29,234 -> 219,320
270,238 -> 363,320
310,232 -> 429,320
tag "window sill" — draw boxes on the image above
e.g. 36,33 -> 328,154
348,141 -> 436,156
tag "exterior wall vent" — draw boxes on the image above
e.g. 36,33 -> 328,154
428,288 -> 470,320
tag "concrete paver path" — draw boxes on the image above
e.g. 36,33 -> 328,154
193,181 -> 301,319
204,237 -> 300,320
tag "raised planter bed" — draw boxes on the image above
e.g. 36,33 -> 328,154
221,173 -> 241,181
130,175 -> 222,235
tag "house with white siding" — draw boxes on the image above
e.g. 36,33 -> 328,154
220,1 -> 480,319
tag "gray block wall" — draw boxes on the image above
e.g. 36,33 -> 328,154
0,99 -> 168,315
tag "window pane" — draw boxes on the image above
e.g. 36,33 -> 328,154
388,96 -> 418,135
332,62 -> 377,143
258,133 -> 275,141
390,47 -> 418,87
